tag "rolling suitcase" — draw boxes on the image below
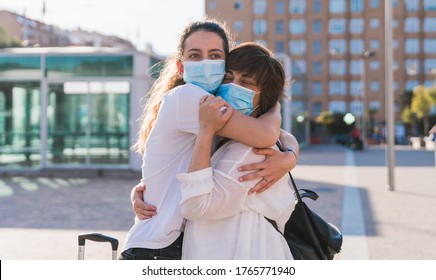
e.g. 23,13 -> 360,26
78,233 -> 119,260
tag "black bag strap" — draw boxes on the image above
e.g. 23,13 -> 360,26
275,141 -> 319,203
266,141 -> 318,231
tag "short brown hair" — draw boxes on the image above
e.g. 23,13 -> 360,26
225,42 -> 286,117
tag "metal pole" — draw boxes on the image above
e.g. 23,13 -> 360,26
385,0 -> 395,191
360,56 -> 366,150
276,53 -> 292,133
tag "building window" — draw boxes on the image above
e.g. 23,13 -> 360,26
350,18 -> 364,33
394,59 -> 399,71
329,0 -> 346,13
405,0 -> 419,12
370,0 -> 379,9
253,0 -> 267,14
208,0 -> 216,10
351,0 -> 364,13
292,80 -> 304,95
329,19 -> 346,34
393,39 -> 399,49
350,101 -> 364,117
233,21 -> 243,31
275,20 -> 284,34
350,39 -> 364,54
313,0 -> 322,13
370,39 -> 380,49
424,59 -> 436,73
406,80 -> 419,90
393,19 -> 399,29
253,19 -> 267,35
424,0 -> 436,11
424,17 -> 436,32
313,82 -> 322,95
292,60 -> 306,75
289,19 -> 306,34
329,101 -> 347,112
313,60 -> 322,74
370,80 -> 380,92
313,20 -> 322,33
425,80 -> 436,87
289,40 -> 306,55
370,60 -> 380,70
312,101 -> 322,116
275,0 -> 285,14
329,81 -> 346,96
405,17 -> 420,33
424,39 -> 436,53
404,1 -> 421,12
292,101 -> 305,114
329,39 -> 346,55
370,18 -> 380,29
350,80 -> 362,96
406,59 -> 420,75
329,60 -> 346,75
369,101 -> 380,111
405,38 -> 420,54
350,60 -> 362,75
275,41 -> 285,53
313,41 -> 322,55
289,0 -> 306,14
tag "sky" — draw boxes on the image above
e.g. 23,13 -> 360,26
0,0 -> 205,56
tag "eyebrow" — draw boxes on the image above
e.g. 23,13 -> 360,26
209,49 -> 225,53
186,48 -> 224,53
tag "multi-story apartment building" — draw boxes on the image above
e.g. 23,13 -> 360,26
205,0 -> 436,137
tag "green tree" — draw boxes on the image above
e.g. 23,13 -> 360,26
405,85 -> 435,134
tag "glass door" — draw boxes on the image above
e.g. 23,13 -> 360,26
46,81 -> 130,166
0,81 -> 41,168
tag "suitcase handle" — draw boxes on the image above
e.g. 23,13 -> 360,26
78,233 -> 119,260
78,233 -> 119,251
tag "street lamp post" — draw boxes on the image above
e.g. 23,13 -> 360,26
361,51 -> 376,150
385,0 -> 395,191
275,53 -> 292,133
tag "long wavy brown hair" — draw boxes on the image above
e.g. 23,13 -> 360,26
132,19 -> 232,154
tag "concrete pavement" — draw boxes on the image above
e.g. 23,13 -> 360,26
0,144 -> 435,260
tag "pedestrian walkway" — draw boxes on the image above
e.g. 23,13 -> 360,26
293,144 -> 436,260
0,144 -> 435,259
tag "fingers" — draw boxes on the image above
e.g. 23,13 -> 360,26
133,198 -> 157,220
200,95 -> 209,103
238,163 -> 264,173
252,147 -> 275,156
248,177 -> 278,194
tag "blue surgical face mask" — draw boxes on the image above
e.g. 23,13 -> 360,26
216,83 -> 258,115
183,59 -> 225,93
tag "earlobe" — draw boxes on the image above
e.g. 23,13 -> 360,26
176,60 -> 184,77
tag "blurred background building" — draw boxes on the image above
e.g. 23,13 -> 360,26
0,10 -> 163,173
206,0 -> 436,145
0,10 -> 135,49
2,1 -> 436,173
0,47 -> 163,173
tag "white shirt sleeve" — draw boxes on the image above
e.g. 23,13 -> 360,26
176,83 -> 210,135
177,141 -> 266,221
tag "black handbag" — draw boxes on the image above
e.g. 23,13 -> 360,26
267,142 -> 343,260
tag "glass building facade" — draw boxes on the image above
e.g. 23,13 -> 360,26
0,47 -> 152,171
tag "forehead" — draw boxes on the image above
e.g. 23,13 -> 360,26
184,30 -> 224,52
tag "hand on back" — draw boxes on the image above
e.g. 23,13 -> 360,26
198,95 -> 232,135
